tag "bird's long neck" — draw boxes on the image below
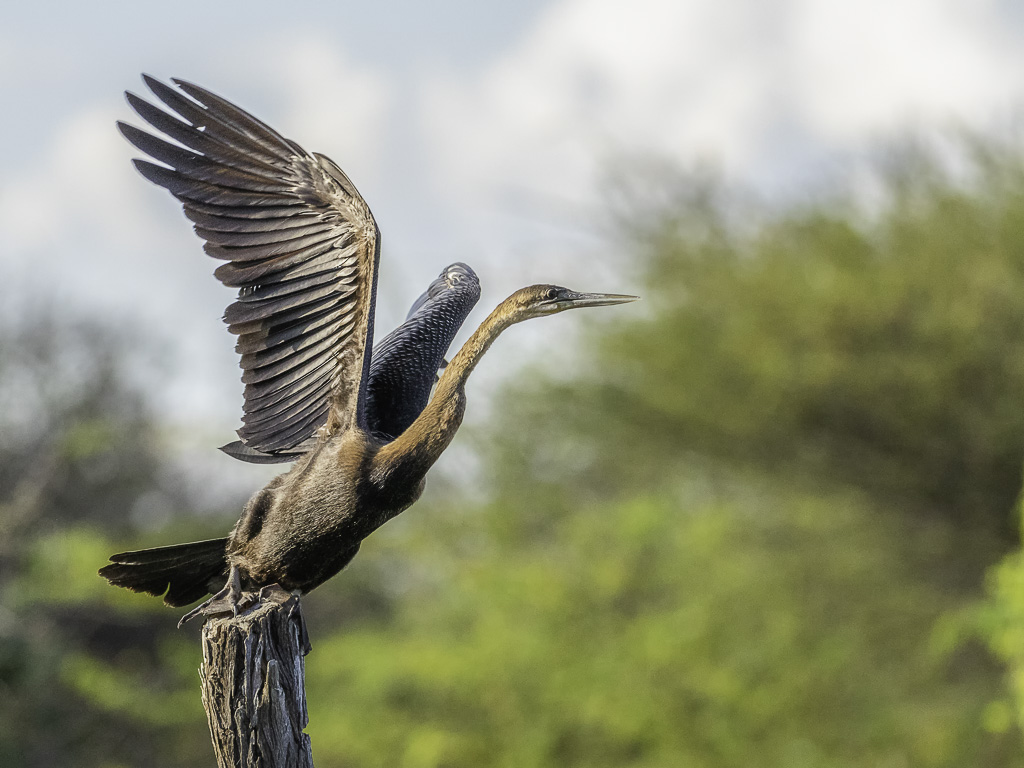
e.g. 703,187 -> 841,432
441,301 -> 517,393
371,300 -> 518,485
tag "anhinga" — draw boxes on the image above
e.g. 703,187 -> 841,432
99,76 -> 637,625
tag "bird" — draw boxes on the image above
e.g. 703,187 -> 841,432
98,75 -> 637,627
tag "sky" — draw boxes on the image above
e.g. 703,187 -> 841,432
3,0 -> 1024,471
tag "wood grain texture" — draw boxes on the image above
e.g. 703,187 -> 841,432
200,600 -> 314,768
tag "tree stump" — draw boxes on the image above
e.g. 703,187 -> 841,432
200,599 -> 314,768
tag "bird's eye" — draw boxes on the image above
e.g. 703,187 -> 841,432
545,288 -> 560,301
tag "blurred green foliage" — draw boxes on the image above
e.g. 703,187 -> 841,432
4,134 -> 1024,766
984,496 -> 1024,739
304,484 -> 1013,768
0,313 -> 220,767
490,140 -> 1024,543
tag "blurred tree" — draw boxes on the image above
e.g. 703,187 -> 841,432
983,492 -> 1024,739
8,131 -> 1024,768
303,480 -> 1021,768
484,137 -> 1024,549
291,134 -> 1024,766
0,309 -> 218,767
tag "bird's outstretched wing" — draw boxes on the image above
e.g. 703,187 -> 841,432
365,263 -> 480,441
120,75 -> 380,458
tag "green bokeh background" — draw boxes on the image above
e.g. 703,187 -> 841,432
5,134 -> 1024,767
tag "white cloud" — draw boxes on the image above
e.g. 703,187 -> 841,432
0,105 -> 183,292
423,0 -> 769,210
420,0 -> 1024,228
277,42 -> 392,162
202,35 -> 394,183
791,0 -> 1023,144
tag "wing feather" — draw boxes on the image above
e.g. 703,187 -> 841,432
258,410 -> 330,452
242,361 -> 339,411
120,124 -> 293,194
204,229 -> 343,262
194,220 -> 332,247
233,304 -> 339,355
184,208 -> 321,233
224,282 -> 356,326
123,75 -> 380,457
226,291 -> 340,336
172,78 -> 300,159
124,92 -> 286,173
182,199 -> 314,221
212,240 -> 345,285
132,160 -> 298,207
240,330 -> 344,383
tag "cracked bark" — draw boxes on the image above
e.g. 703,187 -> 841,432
199,600 -> 314,768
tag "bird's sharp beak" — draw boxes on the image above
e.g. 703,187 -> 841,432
565,292 -> 640,308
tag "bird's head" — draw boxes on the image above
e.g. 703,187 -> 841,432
509,284 -> 639,322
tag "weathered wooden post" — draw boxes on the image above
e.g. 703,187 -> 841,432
199,600 -> 314,768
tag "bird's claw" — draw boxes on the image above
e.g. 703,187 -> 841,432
178,573 -> 311,653
177,565 -> 250,628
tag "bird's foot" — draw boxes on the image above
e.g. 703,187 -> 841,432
177,566 -> 253,628
258,583 -> 311,654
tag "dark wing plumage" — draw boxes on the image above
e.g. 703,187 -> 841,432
365,263 -> 480,441
120,75 -> 380,458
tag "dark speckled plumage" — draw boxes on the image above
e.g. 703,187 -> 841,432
366,263 -> 480,440
98,77 -> 637,618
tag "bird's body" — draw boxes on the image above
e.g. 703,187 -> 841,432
226,331 -> 464,596
99,76 -> 636,622
230,430 -> 403,595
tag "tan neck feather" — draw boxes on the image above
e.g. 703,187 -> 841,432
371,298 -> 520,481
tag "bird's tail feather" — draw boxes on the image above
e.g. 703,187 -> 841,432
99,537 -> 229,607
